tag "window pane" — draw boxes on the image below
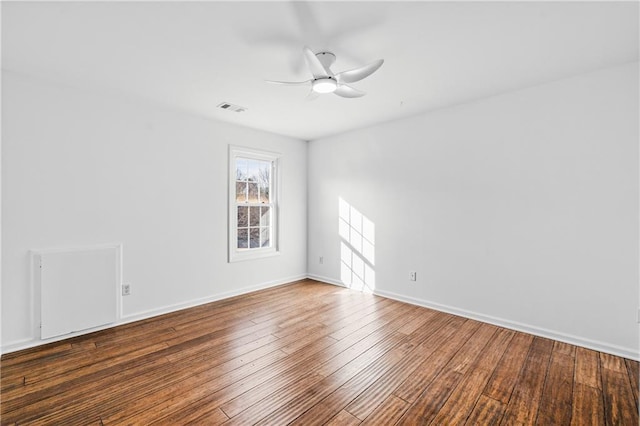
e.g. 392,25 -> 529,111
260,206 -> 270,226
247,183 -> 259,202
237,206 -> 248,227
258,162 -> 270,203
247,160 -> 260,182
261,227 -> 270,247
249,228 -> 260,248
236,182 -> 247,203
260,185 -> 270,203
237,229 -> 248,249
236,158 -> 248,181
249,206 -> 260,226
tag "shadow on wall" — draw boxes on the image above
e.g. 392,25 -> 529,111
339,197 -> 375,293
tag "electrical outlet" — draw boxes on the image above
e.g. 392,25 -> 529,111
319,256 -> 324,265
410,271 -> 417,281
122,284 -> 131,296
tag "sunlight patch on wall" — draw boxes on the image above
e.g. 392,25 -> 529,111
339,197 -> 375,292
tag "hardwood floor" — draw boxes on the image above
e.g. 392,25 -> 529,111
1,279 -> 638,425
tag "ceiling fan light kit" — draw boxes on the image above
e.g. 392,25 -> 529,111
312,77 -> 337,93
267,46 -> 384,98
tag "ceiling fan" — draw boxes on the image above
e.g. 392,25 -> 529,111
267,46 -> 384,98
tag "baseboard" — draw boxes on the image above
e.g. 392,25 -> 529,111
306,273 -> 345,288
373,288 -> 639,361
120,274 -> 307,322
5,274 -> 637,361
1,274 -> 307,355
306,275 -> 638,361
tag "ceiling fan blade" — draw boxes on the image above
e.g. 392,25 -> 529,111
335,59 -> 384,84
265,79 -> 312,86
334,84 -> 366,98
303,46 -> 331,79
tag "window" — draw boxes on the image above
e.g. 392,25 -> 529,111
229,146 -> 279,262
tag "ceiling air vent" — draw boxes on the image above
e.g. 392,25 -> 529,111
217,102 -> 246,113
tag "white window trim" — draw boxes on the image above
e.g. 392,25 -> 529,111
228,145 -> 280,263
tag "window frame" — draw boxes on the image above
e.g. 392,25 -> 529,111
228,145 -> 280,263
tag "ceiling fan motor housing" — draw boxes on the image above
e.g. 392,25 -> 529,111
316,51 -> 336,69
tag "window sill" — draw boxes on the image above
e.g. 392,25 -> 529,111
229,248 -> 280,263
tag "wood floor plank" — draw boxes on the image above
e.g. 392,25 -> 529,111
499,336 -> 554,425
216,344 -> 335,419
106,349 -> 289,425
314,305 -> 419,377
104,316 -> 338,424
571,383 -> 605,426
18,292 -> 340,424
184,407 -> 229,425
396,323 -> 502,424
396,365 -> 463,425
225,306 -> 417,425
1,344 -> 88,384
87,333 -> 283,424
1,340 -> 171,413
600,352 -> 627,373
391,316 -> 473,403
4,354 -> 173,424
396,309 -> 438,335
326,410 -> 362,426
601,359 -> 638,426
625,358 -> 639,406
175,358 -> 324,424
429,328 -> 514,425
482,331 -> 534,403
166,290 -> 375,367
536,346 -> 575,425
446,323 -> 499,374
276,292 -> 381,332
168,301 -> 411,425
222,372 -> 327,425
553,340 -> 577,357
1,279 -> 637,425
4,341 -> 171,400
360,395 -> 408,425
0,341 -> 74,368
208,313 -> 405,423
289,338 -> 420,425
465,395 -> 506,425
228,332 -> 406,425
575,346 -> 602,389
344,312 -> 456,420
328,299 -> 403,341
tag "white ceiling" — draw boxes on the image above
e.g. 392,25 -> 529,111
2,1 -> 638,141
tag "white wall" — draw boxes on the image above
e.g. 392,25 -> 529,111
3,63 -> 638,359
2,71 -> 308,351
308,62 -> 639,359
